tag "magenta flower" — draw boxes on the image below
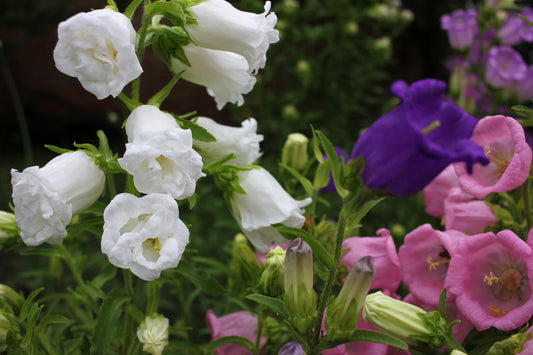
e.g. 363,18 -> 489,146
444,188 -> 497,234
423,164 -> 472,218
342,229 -> 401,294
399,224 -> 465,307
445,230 -> 533,331
351,79 -> 488,196
455,115 -> 532,199
206,310 -> 266,355
440,9 -> 478,50
499,9 -> 533,45
484,46 -> 527,88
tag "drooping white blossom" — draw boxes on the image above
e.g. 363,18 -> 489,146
193,116 -> 263,166
186,0 -> 279,74
101,193 -> 189,281
11,151 -> 105,246
171,45 -> 256,110
118,105 -> 205,200
53,8 -> 142,99
230,167 -> 311,252
136,314 -> 169,355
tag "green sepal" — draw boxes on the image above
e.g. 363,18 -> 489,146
118,93 -> 142,112
105,0 -> 119,11
246,294 -> 287,317
124,0 -> 144,19
44,145 -> 72,155
145,1 -> 188,27
147,71 -> 183,107
512,103 -> 533,127
314,159 -> 331,190
316,130 -> 349,198
318,330 -> 408,351
173,114 -> 216,143
213,164 -> 258,197
149,25 -> 192,66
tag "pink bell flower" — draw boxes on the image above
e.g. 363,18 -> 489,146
399,224 -> 465,307
423,165 -> 472,218
444,188 -> 497,234
445,230 -> 533,331
206,310 -> 266,355
455,115 -> 532,199
341,229 -> 401,294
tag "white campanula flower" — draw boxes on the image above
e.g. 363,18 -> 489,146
11,151 -> 105,246
136,314 -> 169,355
186,0 -> 279,74
53,8 -> 143,99
101,193 -> 189,281
171,45 -> 256,110
230,167 -> 311,252
193,116 -> 263,166
118,105 -> 205,200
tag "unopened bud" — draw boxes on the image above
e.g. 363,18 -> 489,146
0,313 -> 10,353
282,133 -> 309,171
0,211 -> 17,241
0,285 -> 23,313
136,314 -> 169,355
230,234 -> 261,295
486,326 -> 532,355
258,246 -> 286,297
278,341 -> 305,355
296,60 -> 312,87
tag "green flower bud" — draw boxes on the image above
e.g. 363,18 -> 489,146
486,326 -> 532,355
0,285 -> 23,313
282,105 -> 300,121
344,21 -> 359,36
258,246 -> 286,297
229,234 -> 261,295
450,351 -> 468,355
296,60 -> 312,87
284,238 -> 317,333
281,133 -> 309,171
136,314 -> 169,355
0,211 -> 18,241
326,257 -> 375,340
362,291 -> 447,348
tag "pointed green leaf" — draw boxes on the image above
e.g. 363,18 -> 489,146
147,72 -> 182,107
118,93 -> 142,112
318,330 -> 408,351
173,260 -> 226,295
246,294 -> 287,317
275,225 -> 334,268
317,130 -> 349,198
279,162 -> 314,196
124,0 -> 143,19
174,115 -> 216,142
45,144 -> 72,155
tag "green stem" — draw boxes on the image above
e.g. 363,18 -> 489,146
123,270 -> 135,355
310,208 -> 348,352
58,244 -> 86,289
146,281 -> 161,315
131,0 -> 151,101
523,182 -> 532,232
254,307 -> 265,355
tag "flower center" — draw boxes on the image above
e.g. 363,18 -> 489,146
426,249 -> 450,271
484,146 -> 510,174
422,120 -> 441,135
483,268 -> 525,315
156,155 -> 174,177
142,237 -> 162,262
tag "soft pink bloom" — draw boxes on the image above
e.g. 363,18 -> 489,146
444,188 -> 497,234
206,310 -> 266,355
342,229 -> 401,293
399,224 -> 465,307
455,115 -> 532,199
423,165 -> 472,218
445,230 -> 533,331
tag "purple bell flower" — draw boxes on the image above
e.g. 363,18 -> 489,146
350,79 -> 489,197
485,46 -> 527,88
441,9 -> 478,50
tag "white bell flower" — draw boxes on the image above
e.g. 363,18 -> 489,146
136,314 -> 169,355
186,0 -> 279,74
101,193 -> 189,281
230,167 -> 312,252
53,8 -> 143,99
193,116 -> 263,166
11,151 -> 105,246
118,105 -> 205,200
171,45 -> 256,110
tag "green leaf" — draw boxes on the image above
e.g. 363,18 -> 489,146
124,0 -> 143,19
279,162 -> 314,196
314,159 -> 331,190
311,127 -> 324,163
246,294 -> 287,317
90,289 -> 130,355
44,144 -> 72,155
318,329 -> 408,351
173,260 -> 226,295
118,93 -> 142,112
146,1 -> 187,26
174,114 -> 216,142
275,225 -> 334,268
438,290 -> 448,322
204,336 -> 255,353
105,0 -> 118,11
317,130 -> 349,197
147,72 -> 182,107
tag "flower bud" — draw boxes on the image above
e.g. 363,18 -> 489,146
0,285 -> 23,313
281,133 -> 309,171
486,326 -> 532,355
296,60 -> 312,87
326,257 -> 375,340
229,234 -> 261,295
284,238 -> 317,333
278,341 -> 305,355
0,211 -> 17,241
136,314 -> 169,355
362,291 -> 447,348
258,246 -> 286,297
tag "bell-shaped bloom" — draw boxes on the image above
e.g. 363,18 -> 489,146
454,115 -> 532,199
229,167 -> 311,252
193,116 -> 263,166
171,45 -> 256,110
53,9 -> 142,99
341,229 -> 401,294
399,224 -> 465,307
11,151 -> 105,246
136,314 -> 169,355
440,9 -> 478,50
444,188 -> 497,234
101,193 -> 189,281
185,0 -> 279,74
445,230 -> 533,331
350,79 -> 488,197
118,105 -> 205,200
423,164 -> 472,218
499,9 -> 533,45
485,46 -> 527,88
206,310 -> 266,355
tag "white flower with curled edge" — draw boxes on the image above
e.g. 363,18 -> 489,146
118,105 -> 205,200
171,44 -> 256,110
226,166 -> 312,253
11,151 -> 105,246
137,314 -> 169,355
53,8 -> 143,99
193,116 -> 263,166
185,0 -> 279,74
101,193 -> 189,281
